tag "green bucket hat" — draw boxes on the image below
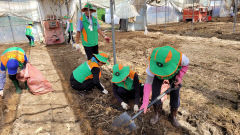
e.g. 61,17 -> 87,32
149,46 -> 182,78
93,52 -> 109,64
112,64 -> 130,83
82,3 -> 96,12
64,16 -> 70,19
28,21 -> 33,25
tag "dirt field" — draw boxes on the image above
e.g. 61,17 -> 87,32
148,17 -> 240,41
1,19 -> 240,135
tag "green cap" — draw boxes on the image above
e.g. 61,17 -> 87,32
82,3 -> 96,12
93,52 -> 109,64
28,21 -> 33,25
149,46 -> 181,78
112,64 -> 130,83
64,16 -> 70,19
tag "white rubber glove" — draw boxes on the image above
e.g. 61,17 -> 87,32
100,83 -> 105,88
102,89 -> 108,95
0,90 -> 3,97
133,104 -> 139,113
121,102 -> 128,110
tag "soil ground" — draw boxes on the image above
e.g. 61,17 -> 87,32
1,17 -> 240,135
148,17 -> 240,41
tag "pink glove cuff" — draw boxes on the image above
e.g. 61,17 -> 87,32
176,65 -> 188,81
140,83 -> 152,111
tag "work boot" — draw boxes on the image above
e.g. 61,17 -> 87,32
168,108 -> 180,127
30,41 -> 35,47
25,81 -> 29,90
150,104 -> 163,125
12,80 -> 22,94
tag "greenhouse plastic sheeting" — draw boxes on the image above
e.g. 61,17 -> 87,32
0,16 -> 40,44
147,3 -> 181,25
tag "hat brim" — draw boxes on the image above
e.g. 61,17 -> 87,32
149,48 -> 181,77
112,66 -> 130,83
81,8 -> 96,12
94,54 -> 109,65
8,69 -> 18,75
7,59 -> 19,75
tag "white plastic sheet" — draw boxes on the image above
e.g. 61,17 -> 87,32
115,0 -> 139,19
147,3 -> 181,25
105,8 -> 120,24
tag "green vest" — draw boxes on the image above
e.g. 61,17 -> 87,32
73,60 -> 101,83
115,77 -> 134,91
69,22 -> 73,32
73,61 -> 92,83
25,25 -> 33,36
81,14 -> 98,47
157,66 -> 182,80
67,21 -> 74,32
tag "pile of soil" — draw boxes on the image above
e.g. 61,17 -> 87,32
148,16 -> 240,41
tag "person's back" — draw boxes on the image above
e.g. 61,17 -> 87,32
0,47 -> 28,96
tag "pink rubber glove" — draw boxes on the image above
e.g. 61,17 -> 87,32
104,36 -> 110,43
161,80 -> 170,102
175,65 -> 188,86
140,83 -> 152,113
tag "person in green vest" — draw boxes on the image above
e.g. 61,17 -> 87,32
0,47 -> 28,96
25,22 -> 35,47
70,52 -> 109,94
75,3 -> 110,60
64,16 -> 75,44
140,46 -> 189,127
112,64 -> 143,112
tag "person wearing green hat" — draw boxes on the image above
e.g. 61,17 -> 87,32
0,47 -> 29,97
112,64 -> 143,112
64,16 -> 75,44
70,52 -> 109,94
75,3 -> 111,60
140,46 -> 189,127
25,21 -> 35,47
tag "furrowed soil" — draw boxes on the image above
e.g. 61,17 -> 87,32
1,18 -> 240,135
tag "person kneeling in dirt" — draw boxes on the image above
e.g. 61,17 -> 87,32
70,52 -> 109,94
112,64 -> 143,112
140,46 -> 189,127
0,47 -> 28,96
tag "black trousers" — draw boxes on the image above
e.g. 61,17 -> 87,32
68,31 -> 75,43
26,35 -> 34,44
9,74 -> 17,81
70,73 -> 95,91
152,76 -> 181,108
115,85 -> 143,103
83,45 -> 98,60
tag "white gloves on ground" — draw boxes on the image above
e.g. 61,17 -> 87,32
102,89 -> 108,95
0,90 -> 3,97
121,102 -> 128,110
134,104 -> 139,113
